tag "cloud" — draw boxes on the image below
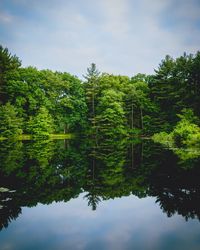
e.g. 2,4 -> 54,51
97,0 -> 131,36
0,0 -> 199,77
0,12 -> 14,23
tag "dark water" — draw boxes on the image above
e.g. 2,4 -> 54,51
0,138 -> 200,250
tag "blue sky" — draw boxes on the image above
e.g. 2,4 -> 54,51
0,0 -> 200,77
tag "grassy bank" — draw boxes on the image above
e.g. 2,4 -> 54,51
0,134 -> 74,141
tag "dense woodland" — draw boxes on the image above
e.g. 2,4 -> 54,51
0,45 -> 200,145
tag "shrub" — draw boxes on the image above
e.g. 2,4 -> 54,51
172,120 -> 200,146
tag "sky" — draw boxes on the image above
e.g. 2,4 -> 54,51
0,0 -> 200,77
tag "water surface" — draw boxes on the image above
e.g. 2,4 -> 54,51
0,138 -> 200,250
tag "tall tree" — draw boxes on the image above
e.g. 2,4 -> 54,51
149,52 -> 200,131
0,102 -> 22,138
27,106 -> 54,139
0,46 -> 21,104
84,63 -> 100,132
96,89 -> 127,139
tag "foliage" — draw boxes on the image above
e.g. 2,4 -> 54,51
53,72 -> 87,133
149,52 -> 200,132
1,45 -> 200,141
172,147 -> 200,162
0,102 -> 22,138
152,132 -> 173,146
96,89 -> 127,138
153,109 -> 200,149
27,107 -> 54,139
0,45 -> 21,104
0,45 -> 87,137
172,120 -> 200,146
1,45 -> 200,231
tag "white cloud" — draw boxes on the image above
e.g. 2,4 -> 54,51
0,12 -> 14,24
98,0 -> 131,36
1,0 -> 200,77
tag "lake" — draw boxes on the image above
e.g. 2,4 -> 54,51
0,138 -> 200,250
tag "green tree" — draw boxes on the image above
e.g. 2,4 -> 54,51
27,106 -> 54,139
149,55 -> 178,129
0,102 -> 22,138
0,45 -> 21,104
96,89 -> 127,139
56,72 -> 87,133
84,63 -> 100,131
8,67 -> 50,119
149,52 -> 200,131
172,109 -> 200,146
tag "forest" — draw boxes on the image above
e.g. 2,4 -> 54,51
0,45 -> 200,147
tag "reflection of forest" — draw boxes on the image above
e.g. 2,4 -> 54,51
0,138 -> 200,230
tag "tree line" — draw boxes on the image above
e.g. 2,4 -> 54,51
0,45 -> 200,140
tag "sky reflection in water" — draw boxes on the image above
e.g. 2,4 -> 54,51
0,138 -> 200,250
1,194 -> 200,250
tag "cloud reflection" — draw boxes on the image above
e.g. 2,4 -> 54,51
0,194 -> 200,250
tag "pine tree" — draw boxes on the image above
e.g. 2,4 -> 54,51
83,63 -> 100,131
27,106 -> 54,139
0,45 -> 21,104
0,102 -> 22,138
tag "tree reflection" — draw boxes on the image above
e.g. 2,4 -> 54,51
0,138 -> 200,230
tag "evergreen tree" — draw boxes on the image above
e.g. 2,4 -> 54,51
0,46 -> 21,104
96,89 -> 127,139
83,63 -> 100,131
27,106 -> 54,139
0,102 -> 22,138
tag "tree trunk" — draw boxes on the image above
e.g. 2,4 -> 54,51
140,107 -> 143,130
131,103 -> 134,129
131,142 -> 134,169
64,124 -> 67,134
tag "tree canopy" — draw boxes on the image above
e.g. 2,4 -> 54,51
0,45 -> 200,141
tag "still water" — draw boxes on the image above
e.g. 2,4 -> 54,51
0,138 -> 200,250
